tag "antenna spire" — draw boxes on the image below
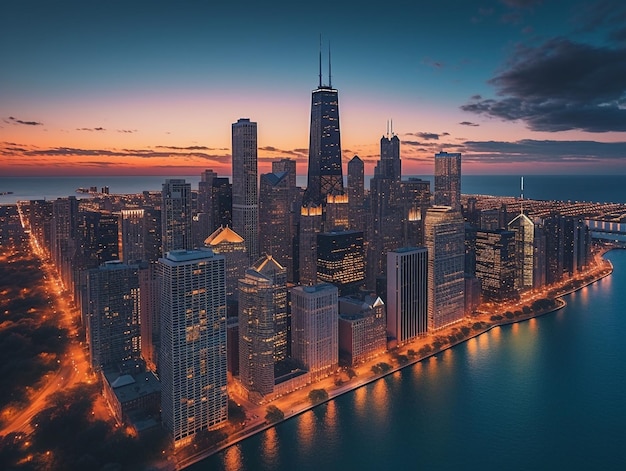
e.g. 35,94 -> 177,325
328,40 -> 332,88
318,34 -> 322,88
520,177 -> 524,214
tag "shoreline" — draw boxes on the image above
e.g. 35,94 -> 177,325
174,250 -> 616,470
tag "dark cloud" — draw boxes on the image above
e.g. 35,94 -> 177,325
8,116 -> 43,126
461,38 -> 626,132
155,145 -> 212,151
117,129 -> 137,133
417,132 -> 440,140
459,121 -> 480,127
76,127 -> 106,131
463,139 -> 626,163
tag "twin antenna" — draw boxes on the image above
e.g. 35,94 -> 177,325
386,119 -> 394,138
318,35 -> 332,88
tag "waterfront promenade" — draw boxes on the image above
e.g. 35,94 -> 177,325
174,249 -> 615,470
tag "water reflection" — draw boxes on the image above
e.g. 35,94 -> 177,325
261,427 -> 279,468
222,444 -> 243,471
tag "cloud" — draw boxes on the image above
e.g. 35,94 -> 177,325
76,127 -> 106,131
155,145 -> 213,151
459,121 -> 480,127
499,0 -> 542,8
406,132 -> 440,140
8,116 -> 43,126
117,129 -> 137,133
462,139 -> 626,163
461,38 -> 626,132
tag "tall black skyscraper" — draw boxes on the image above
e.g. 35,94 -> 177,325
303,45 -> 343,206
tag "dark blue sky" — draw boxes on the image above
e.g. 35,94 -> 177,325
2,0 -> 626,176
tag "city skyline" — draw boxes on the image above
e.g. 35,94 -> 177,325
3,0 -> 626,177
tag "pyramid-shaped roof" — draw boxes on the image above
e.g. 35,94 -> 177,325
204,225 -> 244,246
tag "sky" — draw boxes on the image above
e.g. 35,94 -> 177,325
2,0 -> 626,177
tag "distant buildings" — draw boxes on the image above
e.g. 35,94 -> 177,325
158,248 -> 228,445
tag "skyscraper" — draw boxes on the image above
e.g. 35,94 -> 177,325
232,118 -> 259,263
158,248 -> 228,445
434,151 -> 462,210
119,209 -> 145,263
475,229 -> 517,302
347,155 -> 365,232
425,206 -> 465,330
376,125 -> 401,181
161,179 -> 192,254
386,247 -> 428,344
204,225 -> 247,301
303,50 -> 343,206
316,229 -> 365,296
238,255 -> 287,400
85,261 -> 141,370
291,283 -> 339,381
508,212 -> 536,291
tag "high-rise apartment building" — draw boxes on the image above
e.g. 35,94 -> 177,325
161,179 -> 192,254
386,247 -> 428,344
298,203 -> 323,285
425,206 -> 465,330
85,261 -> 141,370
507,212 -> 536,291
158,248 -> 228,445
434,152 -> 462,210
238,255 -> 287,399
232,118 -> 258,263
291,283 -> 339,380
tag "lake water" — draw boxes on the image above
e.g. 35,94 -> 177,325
0,175 -> 625,204
197,249 -> 626,471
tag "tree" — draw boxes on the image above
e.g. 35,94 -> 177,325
308,389 -> 329,404
265,405 -> 284,423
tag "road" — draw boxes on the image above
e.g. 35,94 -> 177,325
0,206 -> 96,437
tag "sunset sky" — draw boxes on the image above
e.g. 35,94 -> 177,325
2,0 -> 626,177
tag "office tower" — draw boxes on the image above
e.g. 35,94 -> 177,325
543,213 -> 565,284
338,293 -> 387,366
85,261 -> 141,370
259,171 -> 294,278
197,170 -> 233,243
137,261 -> 159,370
204,225 -> 247,301
316,229 -> 365,296
272,158 -> 297,190
475,229 -> 517,302
302,51 -> 343,206
142,206 -> 162,262
507,212 -> 536,291
401,177 -> 431,247
386,247 -> 428,344
368,129 -> 404,287
119,209 -> 145,263
291,283 -> 339,380
425,206 -> 465,330
376,125 -> 401,181
298,203 -> 323,285
159,248 -> 228,445
347,155 -> 365,232
161,179 -> 192,254
434,151 -> 462,210
238,255 -> 287,399
76,210 -> 119,270
232,118 -> 259,263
